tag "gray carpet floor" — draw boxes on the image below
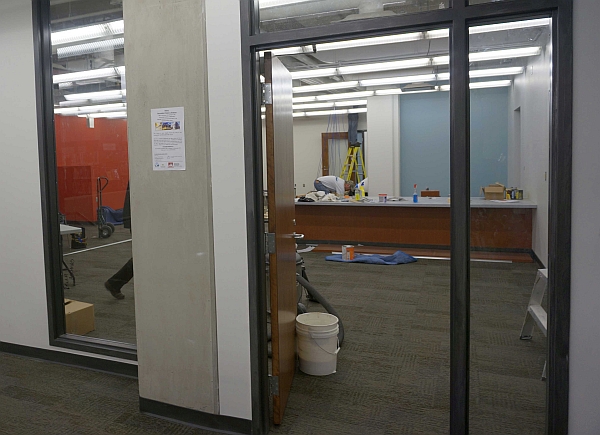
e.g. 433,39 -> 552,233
270,252 -> 546,434
7,247 -> 546,434
62,223 -> 136,344
0,353 -> 222,435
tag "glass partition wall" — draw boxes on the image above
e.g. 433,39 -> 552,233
468,17 -> 552,433
244,1 -> 570,434
50,0 -> 135,346
263,30 -> 452,433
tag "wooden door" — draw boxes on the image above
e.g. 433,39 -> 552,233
264,53 -> 296,425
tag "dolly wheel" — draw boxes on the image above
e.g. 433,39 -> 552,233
106,222 -> 115,232
99,226 -> 112,239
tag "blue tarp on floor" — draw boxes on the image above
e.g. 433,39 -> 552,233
326,250 -> 417,265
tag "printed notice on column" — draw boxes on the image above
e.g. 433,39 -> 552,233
151,107 -> 186,171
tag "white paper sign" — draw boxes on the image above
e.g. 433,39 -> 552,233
151,107 -> 186,171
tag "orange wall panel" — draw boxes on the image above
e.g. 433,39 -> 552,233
55,115 -> 129,222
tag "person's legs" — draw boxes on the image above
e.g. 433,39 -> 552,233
105,258 -> 133,299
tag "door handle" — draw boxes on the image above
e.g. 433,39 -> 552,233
292,233 -> 304,240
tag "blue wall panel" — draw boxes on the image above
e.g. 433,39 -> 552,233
399,87 -> 508,197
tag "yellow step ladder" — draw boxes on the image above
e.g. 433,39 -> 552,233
340,145 -> 367,184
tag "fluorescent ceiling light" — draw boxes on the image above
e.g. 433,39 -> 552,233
292,99 -> 367,110
360,74 -> 436,87
315,91 -> 374,101
470,18 -> 551,35
291,68 -> 337,80
439,80 -> 512,91
64,90 -> 124,101
339,58 -> 431,75
436,66 -> 525,81
426,19 -> 550,40
470,80 -> 512,89
59,100 -> 88,107
292,96 -> 318,103
53,67 -> 125,84
334,99 -> 368,107
293,102 -> 334,110
293,81 -> 359,93
52,20 -> 124,46
316,33 -> 423,51
432,56 -> 450,66
375,87 -> 439,96
57,38 -> 124,59
425,29 -> 450,39
260,0 -> 313,8
301,108 -> 368,117
55,103 -> 126,115
433,47 -> 541,66
470,47 -> 541,62
469,66 -> 524,78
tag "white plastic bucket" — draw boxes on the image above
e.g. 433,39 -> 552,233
296,312 -> 340,376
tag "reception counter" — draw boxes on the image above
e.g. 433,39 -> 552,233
294,197 -> 536,251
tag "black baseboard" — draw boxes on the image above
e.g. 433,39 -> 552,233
139,397 -> 252,435
0,341 -> 138,378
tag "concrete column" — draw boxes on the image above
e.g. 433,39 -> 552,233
123,0 -> 218,412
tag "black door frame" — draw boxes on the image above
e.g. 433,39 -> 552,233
240,1 -> 572,434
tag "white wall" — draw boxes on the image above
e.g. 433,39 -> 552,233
0,0 -> 134,365
293,115 -> 367,196
570,0 -> 600,432
366,95 -> 400,197
205,0 -> 252,420
509,35 -> 551,266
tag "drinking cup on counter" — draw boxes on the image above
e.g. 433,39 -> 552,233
378,194 -> 387,203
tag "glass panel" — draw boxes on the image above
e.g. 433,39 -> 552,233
264,29 -> 452,433
468,17 -> 551,433
51,1 -> 134,345
257,0 -> 450,33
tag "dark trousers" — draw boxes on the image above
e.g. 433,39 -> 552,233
107,258 -> 133,290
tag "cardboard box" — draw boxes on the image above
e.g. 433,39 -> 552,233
64,299 -> 95,335
481,183 -> 506,200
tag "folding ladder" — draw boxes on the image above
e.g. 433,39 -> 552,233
339,145 -> 366,184
520,268 -> 548,380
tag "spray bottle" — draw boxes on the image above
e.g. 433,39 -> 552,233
413,184 -> 418,203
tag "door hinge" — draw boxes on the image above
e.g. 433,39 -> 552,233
269,375 -> 279,396
265,232 -> 276,254
262,83 -> 272,105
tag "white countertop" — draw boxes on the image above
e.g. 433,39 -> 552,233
60,224 -> 83,235
295,196 -> 537,209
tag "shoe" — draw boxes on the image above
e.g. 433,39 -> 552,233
104,281 -> 125,300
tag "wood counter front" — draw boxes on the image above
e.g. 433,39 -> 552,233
294,198 -> 534,250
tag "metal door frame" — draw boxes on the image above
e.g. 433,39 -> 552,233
239,1 -> 573,434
